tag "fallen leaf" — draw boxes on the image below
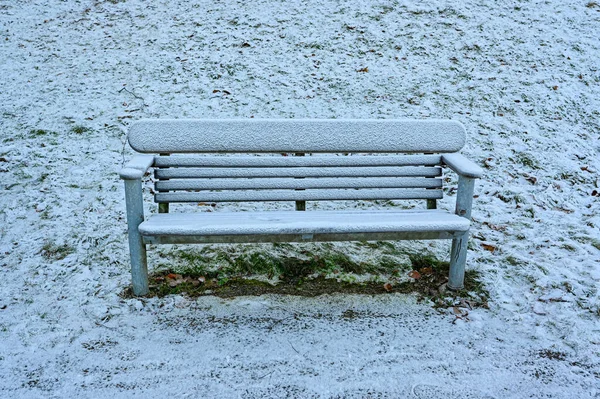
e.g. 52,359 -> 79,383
198,276 -> 206,283
212,89 -> 220,93
356,67 -> 368,73
383,282 -> 393,292
552,85 -> 558,90
408,270 -> 421,280
459,299 -> 473,310
166,273 -> 181,280
483,222 -> 507,231
525,176 -> 537,184
481,243 -> 497,253
419,267 -> 433,275
554,207 -> 574,214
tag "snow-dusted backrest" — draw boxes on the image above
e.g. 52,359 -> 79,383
128,119 -> 466,204
128,119 -> 465,153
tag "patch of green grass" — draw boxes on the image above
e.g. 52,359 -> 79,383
537,349 -> 567,361
40,242 -> 74,261
29,129 -> 56,137
39,207 -> 51,220
160,246 -> 392,281
505,256 -> 522,266
511,152 -> 540,169
38,173 -> 49,183
136,246 -> 488,308
558,171 -> 585,184
560,243 -> 577,252
71,125 -> 92,134
408,253 -> 447,270
303,42 -> 324,50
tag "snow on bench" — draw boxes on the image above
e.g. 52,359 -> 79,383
120,119 -> 482,296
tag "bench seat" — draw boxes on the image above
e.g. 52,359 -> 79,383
139,210 -> 470,244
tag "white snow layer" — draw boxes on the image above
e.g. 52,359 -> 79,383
0,0 -> 599,398
138,210 -> 470,236
128,119 -> 466,153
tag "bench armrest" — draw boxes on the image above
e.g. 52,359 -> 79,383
119,155 -> 155,180
442,153 -> 483,179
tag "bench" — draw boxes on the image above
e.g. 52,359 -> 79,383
119,119 -> 482,296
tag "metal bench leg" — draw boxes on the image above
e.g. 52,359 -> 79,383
124,178 -> 149,296
449,231 -> 468,290
448,176 -> 475,290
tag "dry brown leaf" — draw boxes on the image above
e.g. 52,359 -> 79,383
383,282 -> 393,292
190,279 -> 201,287
419,267 -> 433,275
525,176 -> 537,184
481,243 -> 497,253
483,222 -> 507,231
408,270 -> 421,280
169,278 -> 185,287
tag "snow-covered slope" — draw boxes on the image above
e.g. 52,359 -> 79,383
0,0 -> 598,397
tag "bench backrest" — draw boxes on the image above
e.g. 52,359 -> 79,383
128,119 -> 466,204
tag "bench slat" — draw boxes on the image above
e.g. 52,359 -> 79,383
153,154 -> 443,168
155,177 -> 443,191
128,119 -> 465,153
139,210 -> 470,237
144,231 -> 461,244
154,188 -> 442,203
155,166 -> 441,179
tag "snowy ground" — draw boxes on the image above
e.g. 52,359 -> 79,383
1,0 -> 599,397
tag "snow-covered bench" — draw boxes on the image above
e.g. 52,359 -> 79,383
120,119 -> 482,296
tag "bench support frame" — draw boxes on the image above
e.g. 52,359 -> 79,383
448,176 -> 475,290
124,178 -> 149,296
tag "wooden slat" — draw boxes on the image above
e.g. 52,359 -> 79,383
155,177 -> 443,191
153,154 -> 443,168
154,188 -> 443,203
155,166 -> 442,179
128,119 -> 466,153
